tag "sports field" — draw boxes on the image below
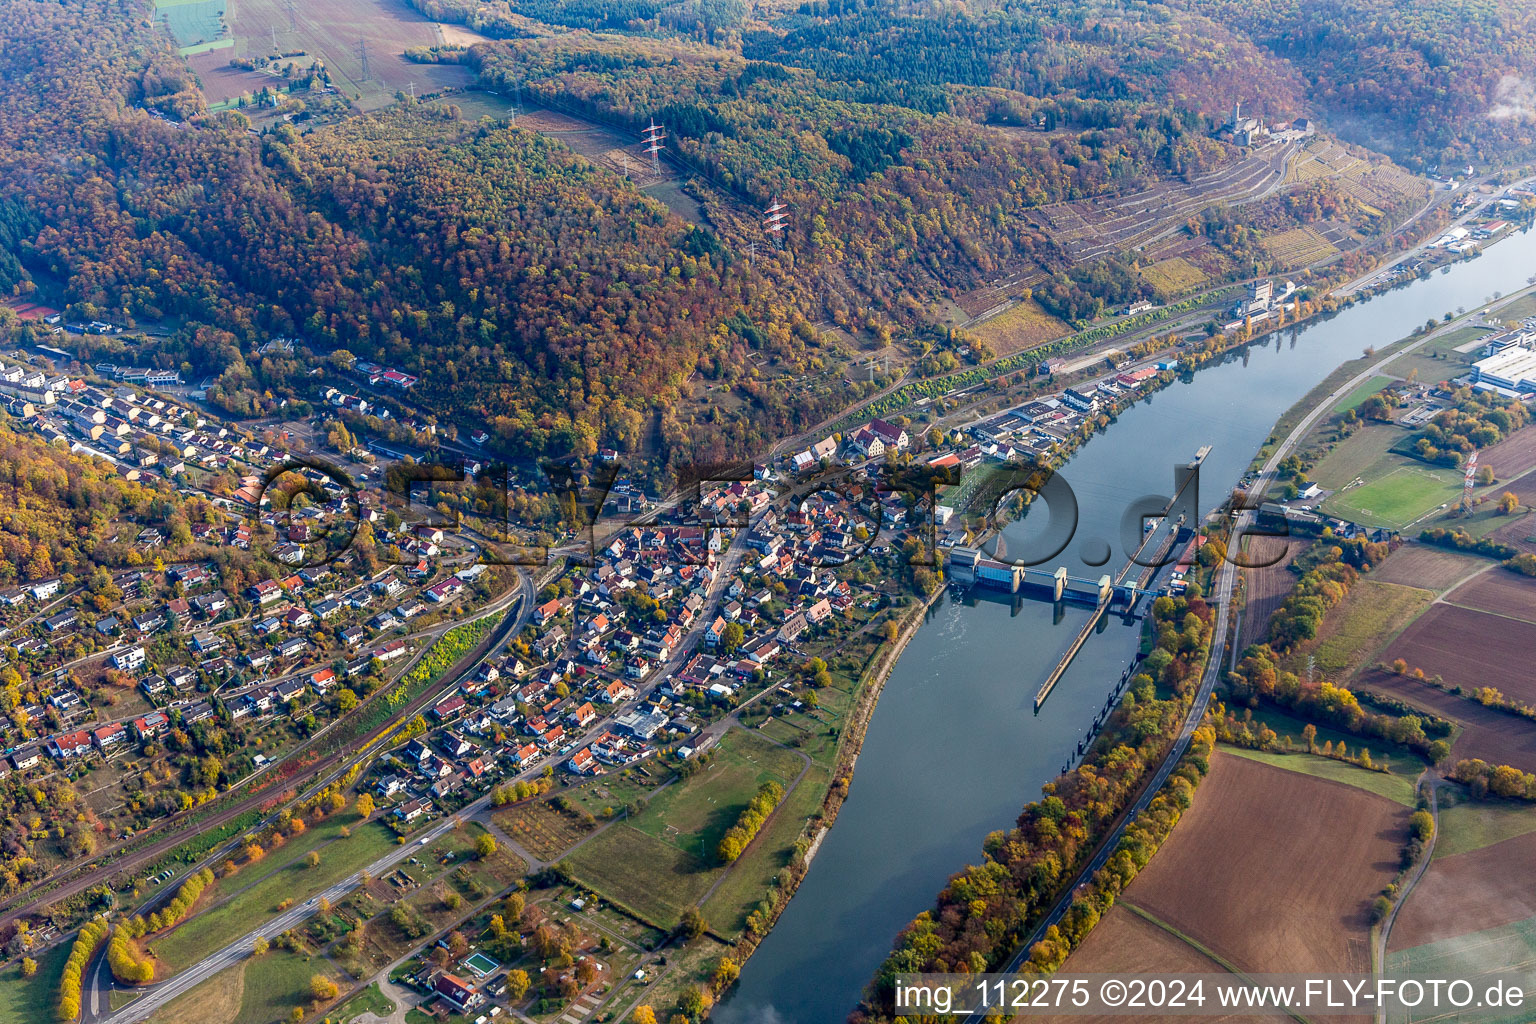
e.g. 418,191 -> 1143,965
1305,423 -> 1400,490
1321,464 -> 1463,529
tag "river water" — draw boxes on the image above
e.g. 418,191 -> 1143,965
714,228 -> 1536,1024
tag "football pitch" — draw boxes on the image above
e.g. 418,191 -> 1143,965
1321,464 -> 1462,530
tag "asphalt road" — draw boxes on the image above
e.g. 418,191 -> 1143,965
958,281 -> 1433,1012
96,816 -> 461,1024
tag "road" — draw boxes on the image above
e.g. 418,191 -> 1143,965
96,815 -> 462,1024
1374,774 -> 1439,1024
960,276 -> 1451,1009
0,572 -> 534,941
1337,174 -> 1536,297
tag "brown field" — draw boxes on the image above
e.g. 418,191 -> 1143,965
1479,425 -> 1536,482
1388,831 -> 1536,952
1379,604 -> 1536,705
1443,570 -> 1536,624
1239,536 -> 1310,650
1370,544 -> 1489,592
196,0 -> 473,108
1122,751 -> 1405,978
1062,906 -> 1286,1024
1355,668 -> 1536,772
1486,471 -> 1536,554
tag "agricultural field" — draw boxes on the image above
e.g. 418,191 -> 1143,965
1222,747 -> 1421,806
1117,751 -> 1406,977
1321,463 -> 1464,530
1283,579 -> 1433,681
1479,424 -> 1536,481
1355,667 -> 1536,772
563,730 -> 807,931
184,0 -> 476,109
1371,544 -> 1490,592
1025,140 -> 1300,264
626,730 -> 803,861
1375,604 -> 1536,705
1061,907 -> 1282,1024
1443,570 -> 1536,624
1262,226 -> 1338,266
1137,256 -> 1207,295
561,823 -> 714,931
1389,830 -> 1536,954
494,798 -> 599,861
156,0 -> 229,51
1283,138 -> 1428,212
1434,794 -> 1536,858
1238,535 -> 1311,650
1485,470 -> 1536,554
701,762 -> 830,938
967,298 -> 1071,357
1386,916 -> 1536,1024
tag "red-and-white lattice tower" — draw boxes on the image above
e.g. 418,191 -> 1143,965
641,122 -> 666,174
763,198 -> 789,247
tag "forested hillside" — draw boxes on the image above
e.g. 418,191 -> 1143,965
473,35 -> 1227,316
1,0 -> 1530,475
1178,0 -> 1536,167
0,0 -> 855,469
0,413 -> 200,584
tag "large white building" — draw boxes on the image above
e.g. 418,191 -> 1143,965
1471,345 -> 1536,396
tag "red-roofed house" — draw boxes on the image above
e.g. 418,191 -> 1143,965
48,730 -> 92,760
432,695 -> 466,720
92,722 -> 126,751
433,973 -> 482,1011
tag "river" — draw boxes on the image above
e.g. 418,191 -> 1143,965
713,226 -> 1536,1024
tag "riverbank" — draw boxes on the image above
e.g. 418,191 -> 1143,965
714,219 -> 1536,1024
717,583 -> 945,971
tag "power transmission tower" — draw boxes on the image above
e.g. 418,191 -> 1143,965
358,39 -> 371,82
743,240 -> 756,270
642,122 -> 666,175
763,198 -> 789,249
284,0 -> 297,31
